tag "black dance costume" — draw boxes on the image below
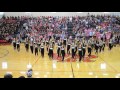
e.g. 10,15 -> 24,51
48,46 -> 53,59
109,40 -> 113,50
75,44 -> 77,56
40,45 -> 44,57
61,46 -> 65,61
67,43 -> 71,54
35,44 -> 38,56
95,41 -> 99,54
12,39 -> 16,50
102,41 -> 105,51
16,40 -> 20,52
82,43 -> 86,58
30,41 -> 33,54
88,44 -> 92,57
71,45 -> 75,59
25,41 -> 29,52
78,47 -> 83,61
57,43 -> 61,57
63,38 -> 67,47
99,41 -> 103,52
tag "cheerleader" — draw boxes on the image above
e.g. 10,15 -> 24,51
30,41 -> 34,54
34,43 -> 38,56
71,42 -> 75,59
42,38 -> 45,45
119,36 -> 120,46
60,38 -> 63,46
77,39 -> 80,47
102,40 -> 105,51
88,43 -> 92,57
16,38 -> 20,52
78,44 -> 83,62
25,38 -> 29,52
37,40 -> 41,47
52,38 -> 55,48
48,44 -> 53,59
12,38 -> 16,50
112,36 -> 116,47
63,37 -> 67,47
82,41 -> 86,59
99,40 -> 103,52
40,43 -> 44,58
57,40 -> 61,57
46,39 -> 49,52
109,39 -> 113,50
67,39 -> 71,54
91,39 -> 94,51
46,39 -> 49,46
37,40 -> 41,52
33,39 -> 36,45
115,37 -> 119,47
61,45 -> 65,61
74,42 -> 77,57
95,40 -> 99,55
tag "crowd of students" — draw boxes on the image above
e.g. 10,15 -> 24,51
0,16 -> 22,42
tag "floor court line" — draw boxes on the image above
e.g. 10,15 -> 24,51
99,56 -> 118,73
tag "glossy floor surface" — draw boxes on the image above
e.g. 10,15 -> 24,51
0,44 -> 120,78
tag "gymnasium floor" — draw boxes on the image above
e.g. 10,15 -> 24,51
0,43 -> 120,78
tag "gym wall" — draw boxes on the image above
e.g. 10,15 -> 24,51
3,12 -> 120,17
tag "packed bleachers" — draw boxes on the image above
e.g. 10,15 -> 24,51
0,15 -> 120,44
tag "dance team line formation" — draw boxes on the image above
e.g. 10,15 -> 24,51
0,15 -> 120,62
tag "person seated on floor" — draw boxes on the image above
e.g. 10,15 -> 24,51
4,73 -> 13,78
18,76 -> 25,78
26,69 -> 33,78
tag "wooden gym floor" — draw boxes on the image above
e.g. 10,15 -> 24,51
0,43 -> 120,78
